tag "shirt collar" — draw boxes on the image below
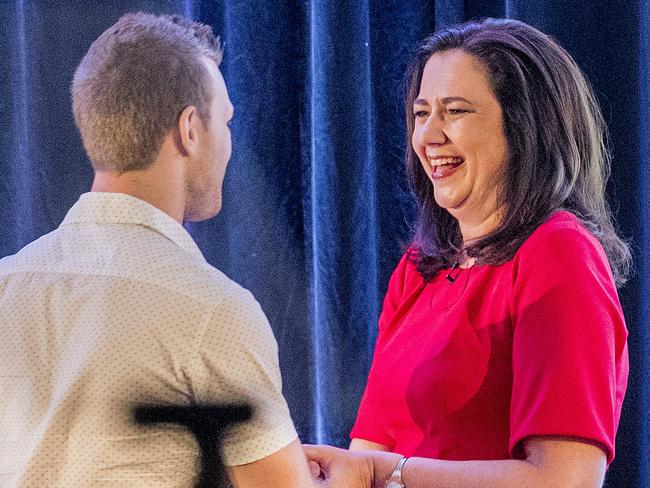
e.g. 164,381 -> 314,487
61,192 -> 205,261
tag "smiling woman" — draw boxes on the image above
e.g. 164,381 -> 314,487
306,18 -> 632,488
409,26 -> 630,282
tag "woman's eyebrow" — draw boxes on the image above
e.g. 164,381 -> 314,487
413,96 -> 474,106
440,96 -> 473,105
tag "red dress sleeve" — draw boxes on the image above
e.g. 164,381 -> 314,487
509,218 -> 628,464
350,251 -> 412,447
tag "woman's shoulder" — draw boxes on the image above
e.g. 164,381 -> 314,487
518,210 -> 602,256
529,209 -> 589,235
396,246 -> 422,279
384,247 -> 425,293
514,210 -> 611,279
510,211 -> 621,321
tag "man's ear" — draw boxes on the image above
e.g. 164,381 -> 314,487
177,105 -> 199,157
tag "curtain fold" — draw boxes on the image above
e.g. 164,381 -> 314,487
308,0 -> 382,445
0,1 -> 647,485
638,0 -> 650,483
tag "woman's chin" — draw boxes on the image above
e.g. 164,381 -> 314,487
433,193 -> 462,213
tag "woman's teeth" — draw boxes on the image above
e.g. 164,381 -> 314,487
430,156 -> 464,166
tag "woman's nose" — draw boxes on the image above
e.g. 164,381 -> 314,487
416,113 -> 447,146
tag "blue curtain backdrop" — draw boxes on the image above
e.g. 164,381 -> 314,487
0,0 -> 647,486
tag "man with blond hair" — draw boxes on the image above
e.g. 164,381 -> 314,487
0,12 -> 315,487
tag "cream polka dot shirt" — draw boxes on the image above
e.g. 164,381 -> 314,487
0,192 -> 298,487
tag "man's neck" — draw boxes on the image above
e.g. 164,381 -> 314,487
91,155 -> 186,223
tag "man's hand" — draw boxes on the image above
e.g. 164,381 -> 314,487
304,444 -> 375,488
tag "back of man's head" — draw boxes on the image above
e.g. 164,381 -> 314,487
71,12 -> 223,174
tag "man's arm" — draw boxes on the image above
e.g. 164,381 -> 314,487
228,439 -> 317,488
195,289 -> 318,487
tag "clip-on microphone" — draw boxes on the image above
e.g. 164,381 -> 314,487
446,261 -> 461,283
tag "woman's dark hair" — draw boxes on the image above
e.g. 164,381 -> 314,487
404,18 -> 632,286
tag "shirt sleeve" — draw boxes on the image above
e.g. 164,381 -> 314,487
189,286 -> 298,466
350,252 -> 412,447
509,221 -> 628,464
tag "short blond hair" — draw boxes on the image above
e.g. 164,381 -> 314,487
71,12 -> 222,173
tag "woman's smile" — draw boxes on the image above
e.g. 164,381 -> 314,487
426,154 -> 465,179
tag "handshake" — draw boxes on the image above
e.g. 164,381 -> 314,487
305,444 -> 378,488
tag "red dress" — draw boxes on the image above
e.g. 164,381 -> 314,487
350,211 -> 628,463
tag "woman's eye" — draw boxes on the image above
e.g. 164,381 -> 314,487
414,110 -> 429,119
447,108 -> 468,115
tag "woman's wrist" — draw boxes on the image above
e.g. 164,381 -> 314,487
368,451 -> 405,488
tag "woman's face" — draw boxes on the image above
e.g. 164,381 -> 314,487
412,49 -> 507,240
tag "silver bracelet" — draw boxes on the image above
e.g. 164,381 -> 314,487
385,456 -> 408,488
